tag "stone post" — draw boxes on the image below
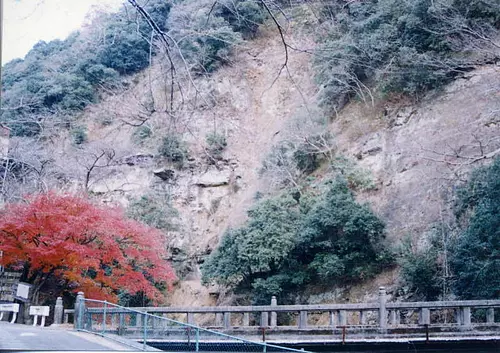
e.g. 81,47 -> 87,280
243,313 -> 250,326
118,313 -> 125,335
298,310 -> 307,329
74,292 -> 85,330
338,310 -> 347,326
329,311 -> 336,327
270,296 -> 277,327
136,312 -> 142,327
419,308 -> 430,325
360,310 -> 366,325
223,312 -> 231,329
187,312 -> 195,325
378,287 -> 387,330
53,297 -> 63,325
215,313 -> 223,326
462,307 -> 471,327
111,313 -> 118,329
486,308 -> 494,324
455,308 -> 462,325
260,311 -> 269,328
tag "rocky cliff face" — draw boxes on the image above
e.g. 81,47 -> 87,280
335,65 -> 500,244
38,28 -> 499,306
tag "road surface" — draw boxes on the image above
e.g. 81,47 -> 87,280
0,321 -> 136,350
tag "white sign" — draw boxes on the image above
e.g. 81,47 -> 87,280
0,303 -> 20,323
0,303 -> 20,313
16,283 -> 31,300
29,306 -> 50,316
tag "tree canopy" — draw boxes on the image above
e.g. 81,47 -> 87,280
0,192 -> 175,303
314,0 -> 500,109
399,158 -> 500,300
202,179 -> 392,303
451,158 -> 500,299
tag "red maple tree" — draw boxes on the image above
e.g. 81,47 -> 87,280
0,192 -> 175,303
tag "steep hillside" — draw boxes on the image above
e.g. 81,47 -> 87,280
2,0 -> 499,307
335,65 -> 500,243
54,28 -> 317,306
73,35 -> 499,306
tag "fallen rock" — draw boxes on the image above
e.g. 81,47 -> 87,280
154,168 -> 175,181
195,170 -> 231,187
119,154 -> 154,166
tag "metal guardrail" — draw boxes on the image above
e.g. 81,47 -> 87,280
74,293 -> 314,352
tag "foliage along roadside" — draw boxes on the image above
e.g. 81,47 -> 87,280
0,192 -> 176,305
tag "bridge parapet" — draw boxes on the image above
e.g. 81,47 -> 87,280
77,287 -> 499,333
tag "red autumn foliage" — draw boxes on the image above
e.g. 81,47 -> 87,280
0,192 -> 175,303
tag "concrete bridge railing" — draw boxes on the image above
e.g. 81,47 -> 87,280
64,287 -> 499,332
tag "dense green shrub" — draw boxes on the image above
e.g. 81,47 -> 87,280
206,131 -> 227,160
261,132 -> 335,187
127,194 -> 179,232
96,21 -> 151,75
202,178 -> 392,303
78,63 -> 120,87
314,0 -> 500,110
71,125 -> 88,145
399,235 -> 443,300
451,158 -> 500,299
44,73 -> 95,110
133,125 -> 153,144
158,134 -> 189,167
398,158 -> 500,300
202,194 -> 303,302
95,0 -> 171,74
168,0 -> 242,74
298,180 -> 390,282
0,1 -> 172,137
215,0 -> 266,38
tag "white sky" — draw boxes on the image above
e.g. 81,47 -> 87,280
2,0 -> 123,64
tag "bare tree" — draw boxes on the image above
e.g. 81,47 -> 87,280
0,138 -> 59,203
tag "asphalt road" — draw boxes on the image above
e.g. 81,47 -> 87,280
0,321 -> 135,350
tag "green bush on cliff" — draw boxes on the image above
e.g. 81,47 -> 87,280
400,158 -> 500,300
314,0 -> 500,110
202,178 -> 393,303
451,158 -> 500,299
